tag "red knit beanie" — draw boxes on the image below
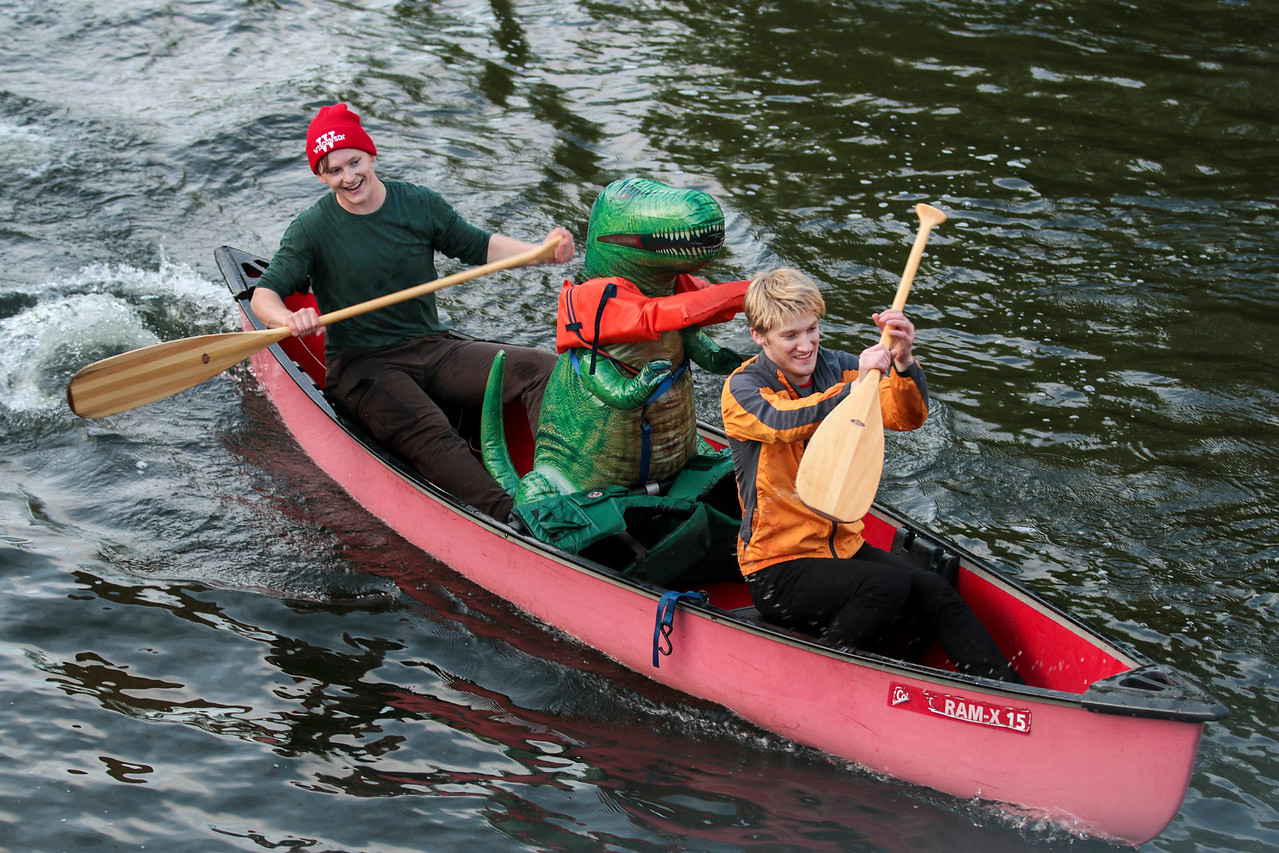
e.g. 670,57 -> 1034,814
306,103 -> 377,173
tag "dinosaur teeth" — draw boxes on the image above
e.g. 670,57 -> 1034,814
598,225 -> 725,255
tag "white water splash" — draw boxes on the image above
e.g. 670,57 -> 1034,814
0,257 -> 234,414
0,295 -> 155,413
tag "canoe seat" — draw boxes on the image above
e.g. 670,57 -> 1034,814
889,526 -> 959,586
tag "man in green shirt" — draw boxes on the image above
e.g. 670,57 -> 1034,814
251,103 -> 575,520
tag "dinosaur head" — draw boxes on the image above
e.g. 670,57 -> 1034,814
582,178 -> 725,294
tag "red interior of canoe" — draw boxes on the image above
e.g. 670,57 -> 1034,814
268,290 -> 1130,694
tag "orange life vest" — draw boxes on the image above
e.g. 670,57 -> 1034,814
556,274 -> 748,355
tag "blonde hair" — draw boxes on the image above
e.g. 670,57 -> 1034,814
744,268 -> 826,333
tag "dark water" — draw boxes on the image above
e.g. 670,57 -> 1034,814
3,0 -> 1276,850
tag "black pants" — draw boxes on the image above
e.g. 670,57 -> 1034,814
327,334 -> 555,519
747,543 -> 1021,681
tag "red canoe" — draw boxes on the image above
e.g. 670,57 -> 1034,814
218,245 -> 1225,846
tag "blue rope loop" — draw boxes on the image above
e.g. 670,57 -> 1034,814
652,590 -> 706,667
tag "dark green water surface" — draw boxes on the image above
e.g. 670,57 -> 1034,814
2,1 -> 1275,850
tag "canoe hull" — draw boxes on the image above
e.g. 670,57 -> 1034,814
222,245 -> 1219,846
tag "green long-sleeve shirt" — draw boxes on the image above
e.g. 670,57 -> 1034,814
256,179 -> 492,357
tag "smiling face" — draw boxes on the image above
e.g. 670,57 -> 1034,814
751,310 -> 822,388
317,148 -> 383,213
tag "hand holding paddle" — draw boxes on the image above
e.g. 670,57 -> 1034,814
66,235 -> 564,419
795,204 -> 946,522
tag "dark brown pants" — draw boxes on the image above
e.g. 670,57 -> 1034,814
327,334 -> 555,519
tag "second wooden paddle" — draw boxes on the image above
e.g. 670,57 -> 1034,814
67,237 -> 562,419
795,203 -> 946,522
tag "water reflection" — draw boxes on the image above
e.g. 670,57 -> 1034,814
33,558 -> 1065,850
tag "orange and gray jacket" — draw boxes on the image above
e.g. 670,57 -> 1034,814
720,349 -> 929,577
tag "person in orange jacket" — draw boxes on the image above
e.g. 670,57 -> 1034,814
721,268 -> 1020,681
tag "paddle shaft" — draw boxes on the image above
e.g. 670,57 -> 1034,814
863,203 -> 947,381
794,204 -> 946,522
67,237 -> 561,418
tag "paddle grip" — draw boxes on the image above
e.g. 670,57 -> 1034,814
877,204 -> 945,350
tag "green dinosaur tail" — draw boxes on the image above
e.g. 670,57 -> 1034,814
480,350 -> 520,496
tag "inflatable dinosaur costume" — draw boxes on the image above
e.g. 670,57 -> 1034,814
481,178 -> 747,509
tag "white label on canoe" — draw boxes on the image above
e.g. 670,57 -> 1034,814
888,682 -> 1032,735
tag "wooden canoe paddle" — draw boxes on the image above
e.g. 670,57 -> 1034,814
795,203 -> 947,522
66,236 -> 563,419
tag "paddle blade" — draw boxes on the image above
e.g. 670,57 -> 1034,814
796,375 -> 886,522
66,327 -> 289,418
